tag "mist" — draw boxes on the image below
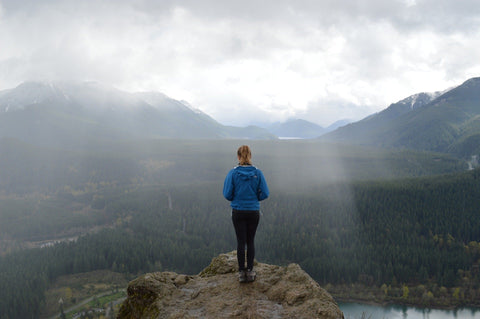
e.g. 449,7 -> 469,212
2,0 -> 480,316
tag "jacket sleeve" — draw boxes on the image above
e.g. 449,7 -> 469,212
223,170 -> 235,201
256,170 -> 269,201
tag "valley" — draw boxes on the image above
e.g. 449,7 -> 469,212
1,78 -> 480,318
0,138 -> 477,318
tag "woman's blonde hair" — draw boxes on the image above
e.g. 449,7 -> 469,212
237,145 -> 252,165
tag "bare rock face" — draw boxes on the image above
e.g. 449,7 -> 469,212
118,251 -> 344,319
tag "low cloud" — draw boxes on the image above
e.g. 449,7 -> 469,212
1,0 -> 479,126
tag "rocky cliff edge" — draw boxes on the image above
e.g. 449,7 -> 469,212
118,251 -> 344,319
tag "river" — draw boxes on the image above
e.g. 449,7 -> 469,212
339,302 -> 480,319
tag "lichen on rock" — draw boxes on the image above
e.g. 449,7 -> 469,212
118,251 -> 344,319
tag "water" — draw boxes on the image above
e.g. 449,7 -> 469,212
339,302 -> 480,319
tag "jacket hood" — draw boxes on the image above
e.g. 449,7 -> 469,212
234,166 -> 257,180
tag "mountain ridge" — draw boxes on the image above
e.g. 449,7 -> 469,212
3,77 -> 480,149
323,77 -> 480,157
0,81 -> 276,145
0,81 -> 349,141
267,119 -> 326,138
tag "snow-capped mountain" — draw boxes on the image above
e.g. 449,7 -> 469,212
0,81 -> 275,147
324,77 -> 480,157
0,82 -> 67,112
400,91 -> 444,110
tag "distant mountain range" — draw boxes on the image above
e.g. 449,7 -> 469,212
0,81 -> 276,146
323,77 -> 480,158
266,119 -> 349,139
2,78 -> 480,157
0,81 -> 352,146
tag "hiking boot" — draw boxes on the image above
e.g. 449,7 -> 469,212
238,270 -> 247,283
246,269 -> 256,282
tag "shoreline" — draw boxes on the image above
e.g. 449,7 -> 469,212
334,296 -> 480,312
336,299 -> 480,318
326,284 -> 480,312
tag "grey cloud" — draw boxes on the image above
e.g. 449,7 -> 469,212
124,0 -> 480,35
3,0 -> 479,34
1,0 -> 479,126
394,0 -> 480,34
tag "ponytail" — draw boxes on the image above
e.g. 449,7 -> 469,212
237,145 -> 252,165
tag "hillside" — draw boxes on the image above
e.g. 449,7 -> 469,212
0,81 -> 275,146
324,91 -> 440,143
4,166 -> 480,318
324,77 -> 480,158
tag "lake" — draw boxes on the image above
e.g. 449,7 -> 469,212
339,302 -> 480,319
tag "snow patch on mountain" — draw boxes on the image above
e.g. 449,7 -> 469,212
397,89 -> 451,111
0,82 -> 63,112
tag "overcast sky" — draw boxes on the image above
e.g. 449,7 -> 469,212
1,0 -> 480,126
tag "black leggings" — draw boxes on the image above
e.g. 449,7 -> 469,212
232,210 -> 260,271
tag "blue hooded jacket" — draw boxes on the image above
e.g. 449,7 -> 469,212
223,165 -> 269,210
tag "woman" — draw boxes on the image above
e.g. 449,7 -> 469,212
223,145 -> 269,283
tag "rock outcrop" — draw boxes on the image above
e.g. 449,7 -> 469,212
118,251 -> 344,319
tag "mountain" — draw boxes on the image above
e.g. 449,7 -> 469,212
118,251 -> 344,319
324,77 -> 480,157
323,91 -> 443,144
267,119 -> 326,138
325,119 -> 352,132
0,81 -> 276,147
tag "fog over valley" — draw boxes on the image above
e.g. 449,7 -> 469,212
2,0 -> 480,317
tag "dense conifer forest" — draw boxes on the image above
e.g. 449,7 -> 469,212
0,138 -> 478,318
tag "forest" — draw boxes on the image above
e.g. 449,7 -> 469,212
0,138 -> 479,318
